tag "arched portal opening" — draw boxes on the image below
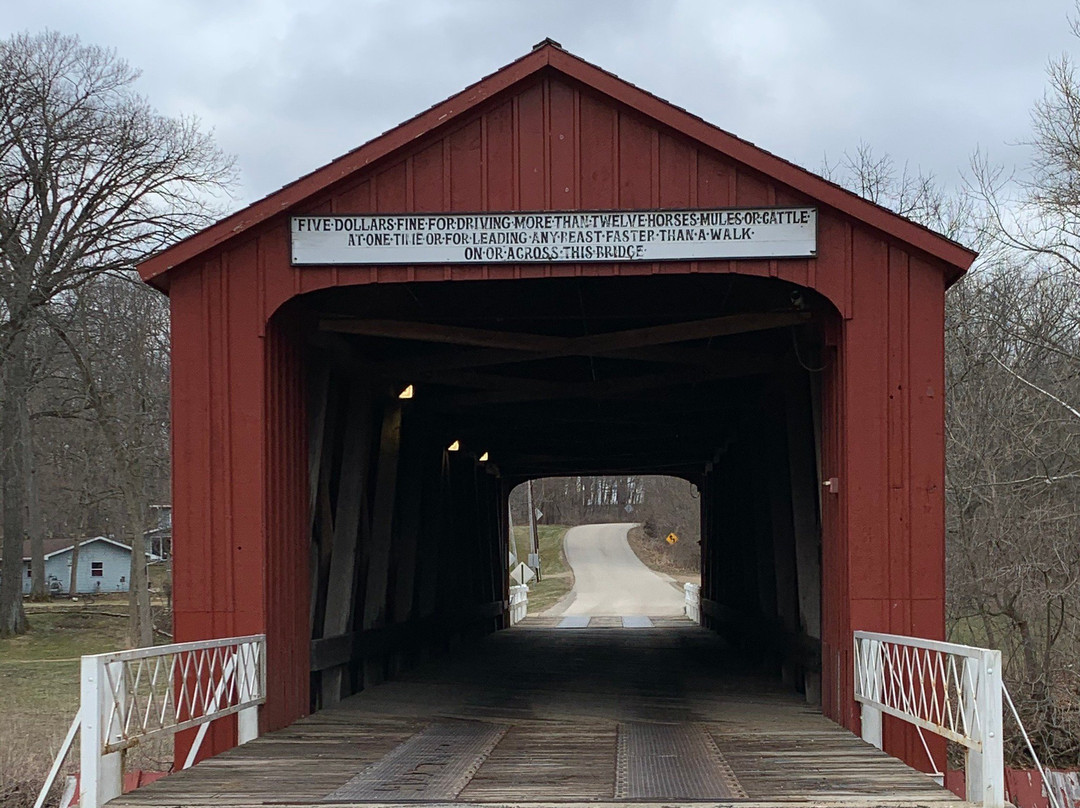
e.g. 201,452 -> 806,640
505,475 -> 702,617
298,271 -> 833,711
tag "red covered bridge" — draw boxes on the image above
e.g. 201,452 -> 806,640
127,40 -> 975,806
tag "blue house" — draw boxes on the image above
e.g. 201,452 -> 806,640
13,536 -> 150,595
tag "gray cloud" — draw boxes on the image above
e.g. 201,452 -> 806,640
2,0 -> 1075,204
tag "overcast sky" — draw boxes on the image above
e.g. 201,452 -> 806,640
3,1 -> 1077,207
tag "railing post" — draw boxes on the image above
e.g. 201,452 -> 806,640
236,642 -> 259,745
966,648 -> 1004,808
79,655 -> 122,808
508,585 -> 530,625
858,637 -> 883,749
684,583 -> 701,624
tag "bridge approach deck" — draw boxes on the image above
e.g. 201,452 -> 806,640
109,621 -> 965,808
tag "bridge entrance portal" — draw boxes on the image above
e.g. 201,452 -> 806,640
138,41 -> 974,777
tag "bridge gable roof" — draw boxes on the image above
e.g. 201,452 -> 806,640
138,40 -> 975,290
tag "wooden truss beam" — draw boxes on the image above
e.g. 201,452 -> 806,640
429,356 -> 777,409
319,311 -> 811,376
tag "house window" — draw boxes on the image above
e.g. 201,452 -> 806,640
91,562 -> 104,577
27,568 -> 32,578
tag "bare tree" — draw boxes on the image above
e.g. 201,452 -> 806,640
48,275 -> 170,646
0,30 -> 234,637
969,8 -> 1080,277
945,265 -> 1080,763
823,143 -> 974,241
828,140 -> 1080,764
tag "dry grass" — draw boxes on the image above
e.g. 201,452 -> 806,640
626,524 -> 701,584
511,524 -> 571,615
0,598 -> 172,807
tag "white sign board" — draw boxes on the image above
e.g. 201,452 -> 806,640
291,207 -> 816,265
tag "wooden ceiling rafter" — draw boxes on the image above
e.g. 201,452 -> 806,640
427,359 -> 777,409
320,311 -> 811,376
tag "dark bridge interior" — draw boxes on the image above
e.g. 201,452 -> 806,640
300,272 -> 828,710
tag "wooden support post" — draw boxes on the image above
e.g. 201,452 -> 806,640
766,413 -> 800,689
465,460 -> 488,638
388,415 -> 425,674
526,479 -> 540,580
320,382 -> 373,706
496,479 -> 511,629
724,443 -> 760,644
786,376 -> 823,704
361,399 -> 403,687
389,420 -> 423,624
80,656 -> 123,808
748,434 -> 779,629
309,371 -> 340,634
700,466 -> 714,631
710,456 -> 743,643
474,467 -> 501,632
307,364 -> 331,529
445,452 -> 474,648
307,364 -> 328,634
487,475 -> 507,630
415,446 -> 447,620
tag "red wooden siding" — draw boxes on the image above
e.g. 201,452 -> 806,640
182,75 -> 866,321
156,55 -> 965,775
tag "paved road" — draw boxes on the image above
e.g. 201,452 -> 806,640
543,522 -> 686,617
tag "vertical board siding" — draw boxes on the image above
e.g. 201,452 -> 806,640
485,101 -> 515,210
255,76 -> 855,319
887,245 -> 912,613
265,314 -> 311,730
548,79 -> 577,210
516,83 -> 546,210
847,227 -> 891,602
579,92 -> 616,208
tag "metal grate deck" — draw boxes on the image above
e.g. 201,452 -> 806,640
323,720 -> 508,802
615,721 -> 746,800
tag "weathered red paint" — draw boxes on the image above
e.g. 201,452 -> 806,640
139,42 -> 974,767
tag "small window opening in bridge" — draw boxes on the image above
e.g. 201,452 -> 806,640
507,476 -> 700,624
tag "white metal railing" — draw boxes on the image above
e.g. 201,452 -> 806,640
684,583 -> 701,624
509,585 -> 529,625
854,631 -> 1003,808
36,634 -> 265,808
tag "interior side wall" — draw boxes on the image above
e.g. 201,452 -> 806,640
697,246 -> 948,773
306,363 -> 508,710
699,371 -> 822,701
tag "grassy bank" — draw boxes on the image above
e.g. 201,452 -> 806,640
0,601 -> 130,807
626,524 -> 700,586
0,596 -> 172,807
511,524 -> 571,615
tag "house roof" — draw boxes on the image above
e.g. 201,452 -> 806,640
137,39 -> 976,291
4,535 -> 136,562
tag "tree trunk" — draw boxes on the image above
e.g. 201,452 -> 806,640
125,494 -> 152,648
69,536 -> 81,597
0,330 -> 30,636
23,403 -> 46,600
69,497 -> 87,598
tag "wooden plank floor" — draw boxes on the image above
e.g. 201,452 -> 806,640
109,620 -> 967,807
